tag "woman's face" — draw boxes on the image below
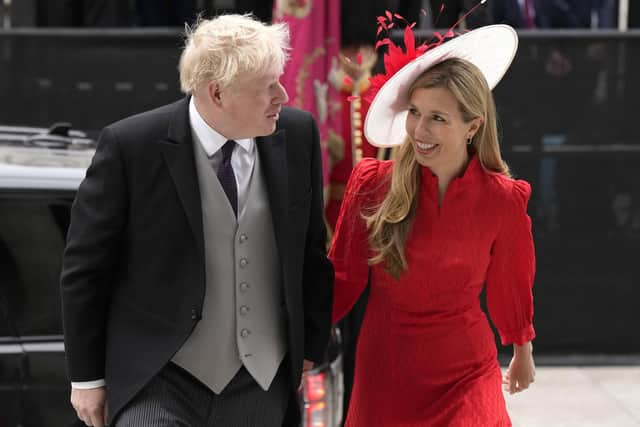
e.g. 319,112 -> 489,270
405,86 -> 480,171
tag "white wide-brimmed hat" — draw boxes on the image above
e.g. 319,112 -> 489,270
364,24 -> 518,148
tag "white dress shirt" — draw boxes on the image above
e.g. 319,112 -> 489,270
71,99 -> 256,390
189,97 -> 255,217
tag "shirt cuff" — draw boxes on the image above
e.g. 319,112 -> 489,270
71,379 -> 106,389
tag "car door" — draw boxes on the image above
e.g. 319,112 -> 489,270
0,190 -> 82,426
0,283 -> 24,427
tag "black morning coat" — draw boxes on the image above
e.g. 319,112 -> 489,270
60,97 -> 334,423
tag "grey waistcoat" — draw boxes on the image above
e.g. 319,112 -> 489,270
172,138 -> 288,393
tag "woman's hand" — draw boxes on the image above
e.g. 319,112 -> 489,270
503,341 -> 535,394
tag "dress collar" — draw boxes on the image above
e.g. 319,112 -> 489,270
420,153 -> 483,198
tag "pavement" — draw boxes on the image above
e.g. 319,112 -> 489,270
504,366 -> 640,426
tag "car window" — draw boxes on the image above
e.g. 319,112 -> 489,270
0,191 -> 73,337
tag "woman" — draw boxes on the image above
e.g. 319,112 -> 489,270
330,23 -> 536,426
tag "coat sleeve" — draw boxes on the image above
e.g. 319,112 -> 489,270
329,158 -> 380,323
302,117 -> 335,363
60,126 -> 128,381
485,179 -> 536,346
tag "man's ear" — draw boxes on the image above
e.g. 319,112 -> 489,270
208,81 -> 223,107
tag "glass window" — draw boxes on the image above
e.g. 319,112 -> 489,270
0,191 -> 74,337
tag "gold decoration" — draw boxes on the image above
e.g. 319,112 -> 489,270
294,46 -> 326,109
328,46 -> 377,93
274,0 -> 312,19
326,129 -> 345,165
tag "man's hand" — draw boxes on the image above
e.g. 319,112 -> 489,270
71,387 -> 108,427
299,359 -> 315,391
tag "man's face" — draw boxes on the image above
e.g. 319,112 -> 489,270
218,71 -> 289,139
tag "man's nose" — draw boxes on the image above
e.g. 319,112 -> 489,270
276,82 -> 289,104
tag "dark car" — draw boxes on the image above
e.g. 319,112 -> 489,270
0,124 -> 343,427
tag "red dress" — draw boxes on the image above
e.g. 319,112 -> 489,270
329,156 -> 535,427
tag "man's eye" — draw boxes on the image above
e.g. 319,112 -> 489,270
432,115 -> 445,122
408,107 -> 419,116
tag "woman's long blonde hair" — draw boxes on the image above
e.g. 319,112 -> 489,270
365,58 -> 510,279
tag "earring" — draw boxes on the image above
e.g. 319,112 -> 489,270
466,137 -> 472,145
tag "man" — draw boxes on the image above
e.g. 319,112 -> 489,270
60,14 -> 333,427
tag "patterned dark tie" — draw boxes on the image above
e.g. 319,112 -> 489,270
217,140 -> 238,217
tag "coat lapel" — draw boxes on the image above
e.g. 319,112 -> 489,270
257,130 -> 289,257
158,97 -> 204,256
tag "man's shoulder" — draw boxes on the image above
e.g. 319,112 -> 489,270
277,106 -> 314,130
106,98 -> 187,138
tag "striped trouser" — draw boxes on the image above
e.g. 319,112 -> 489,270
113,361 -> 291,427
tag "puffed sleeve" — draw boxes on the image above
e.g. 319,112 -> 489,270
485,179 -> 536,346
329,158 -> 381,323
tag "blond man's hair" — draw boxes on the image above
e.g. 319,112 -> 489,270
179,14 -> 290,94
366,58 -> 510,279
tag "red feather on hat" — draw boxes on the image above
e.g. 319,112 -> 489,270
363,14 -> 454,104
362,1 -> 488,105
